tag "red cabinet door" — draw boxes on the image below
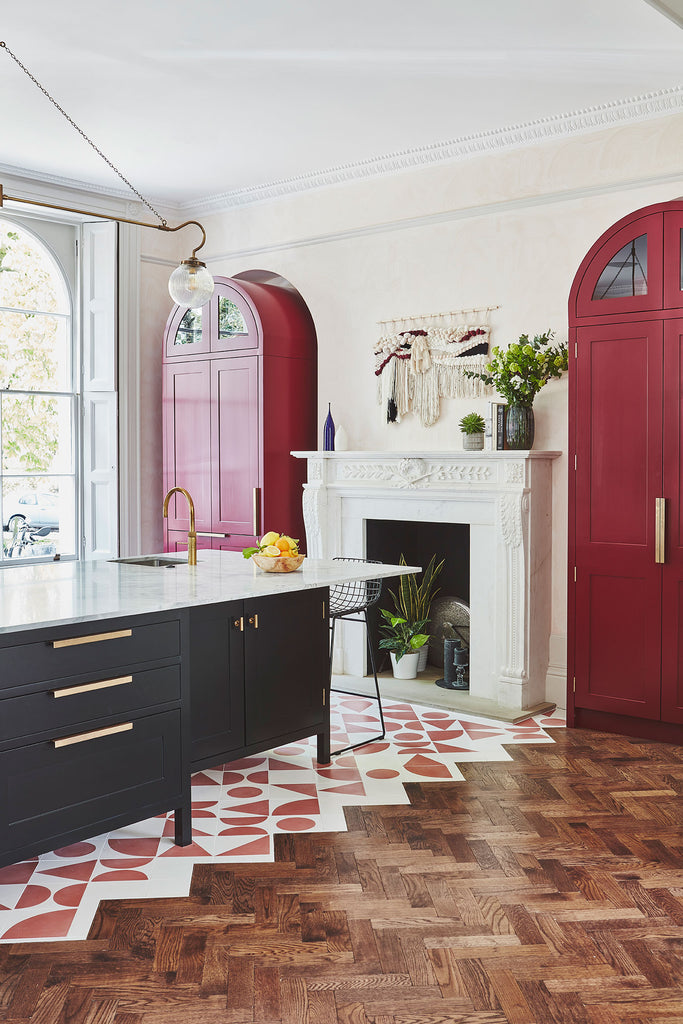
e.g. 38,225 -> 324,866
162,361 -> 212,536
211,357 -> 261,536
661,318 -> 683,721
574,319 -> 663,720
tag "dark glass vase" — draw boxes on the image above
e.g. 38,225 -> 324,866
323,403 -> 335,451
505,403 -> 535,450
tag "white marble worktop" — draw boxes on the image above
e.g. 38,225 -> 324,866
0,550 -> 418,635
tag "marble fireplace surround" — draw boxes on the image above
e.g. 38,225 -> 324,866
293,450 -> 560,714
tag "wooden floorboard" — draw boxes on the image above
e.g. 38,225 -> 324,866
3,727 -> 683,1022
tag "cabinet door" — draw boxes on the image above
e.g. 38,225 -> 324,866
574,320 -> 663,720
210,282 -> 259,354
244,589 -> 328,747
163,361 -> 212,535
661,319 -> 683,721
188,603 -> 245,768
164,305 -> 209,359
166,530 -> 213,555
211,357 -> 261,536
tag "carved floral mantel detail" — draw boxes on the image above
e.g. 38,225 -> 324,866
341,457 -> 493,488
293,450 -> 560,714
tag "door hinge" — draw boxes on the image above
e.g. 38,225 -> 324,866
322,688 -> 326,706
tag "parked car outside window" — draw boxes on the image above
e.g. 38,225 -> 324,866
2,493 -> 59,531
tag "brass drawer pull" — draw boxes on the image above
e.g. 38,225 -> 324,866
51,675 -> 133,698
52,722 -> 133,748
248,613 -> 259,629
52,629 -> 132,649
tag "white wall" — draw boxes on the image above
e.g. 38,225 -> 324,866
181,112 -> 683,698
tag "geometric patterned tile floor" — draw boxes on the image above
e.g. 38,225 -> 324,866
0,690 -> 565,944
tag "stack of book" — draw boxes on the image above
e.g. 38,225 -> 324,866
485,401 -> 507,450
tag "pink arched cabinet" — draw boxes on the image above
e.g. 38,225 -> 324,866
162,276 -> 317,554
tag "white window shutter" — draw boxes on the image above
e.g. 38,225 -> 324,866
81,220 -> 119,560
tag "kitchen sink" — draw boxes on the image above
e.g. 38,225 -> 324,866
111,556 -> 186,568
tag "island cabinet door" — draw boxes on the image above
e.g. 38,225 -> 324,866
189,602 -> 246,769
244,588 -> 329,748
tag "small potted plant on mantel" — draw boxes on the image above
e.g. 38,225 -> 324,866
378,610 -> 430,680
459,412 -> 486,451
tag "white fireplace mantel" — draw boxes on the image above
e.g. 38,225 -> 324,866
292,450 -> 561,714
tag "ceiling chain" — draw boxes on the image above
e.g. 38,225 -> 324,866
0,40 -> 168,227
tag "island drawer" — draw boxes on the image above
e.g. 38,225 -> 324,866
0,710 -> 182,860
0,618 -> 181,689
0,665 -> 181,744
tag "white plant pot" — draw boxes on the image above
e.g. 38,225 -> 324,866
390,651 -> 420,679
416,645 -> 429,672
462,432 -> 485,450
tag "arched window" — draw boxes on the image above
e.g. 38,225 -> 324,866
0,218 -> 77,562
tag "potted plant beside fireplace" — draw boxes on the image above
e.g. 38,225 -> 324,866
378,610 -> 430,680
389,554 -> 444,671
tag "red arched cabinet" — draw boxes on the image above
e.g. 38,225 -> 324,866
162,277 -> 317,553
568,200 -> 683,742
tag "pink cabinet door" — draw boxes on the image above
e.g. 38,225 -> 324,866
162,361 -> 212,535
573,319 -> 663,721
211,357 -> 261,536
166,530 -> 213,555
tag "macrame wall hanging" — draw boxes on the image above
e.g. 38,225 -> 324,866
374,305 -> 497,427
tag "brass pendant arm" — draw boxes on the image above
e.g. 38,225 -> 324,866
0,184 -> 207,257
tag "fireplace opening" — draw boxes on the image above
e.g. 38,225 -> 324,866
366,519 -> 470,674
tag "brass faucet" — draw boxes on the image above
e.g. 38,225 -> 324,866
163,487 -> 197,566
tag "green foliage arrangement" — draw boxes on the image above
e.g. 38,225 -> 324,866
378,610 -> 430,661
463,330 -> 568,407
458,412 -> 486,435
389,553 -> 444,625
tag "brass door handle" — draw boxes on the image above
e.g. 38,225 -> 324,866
248,614 -> 259,629
51,675 -> 133,698
52,629 -> 132,649
655,497 -> 666,564
253,486 -> 261,536
52,722 -> 133,748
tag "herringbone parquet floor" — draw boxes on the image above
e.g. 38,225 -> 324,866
3,727 -> 683,1023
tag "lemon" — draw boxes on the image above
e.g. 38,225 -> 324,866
262,544 -> 281,558
261,531 -> 280,547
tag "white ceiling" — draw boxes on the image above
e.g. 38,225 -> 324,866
1,0 -> 682,210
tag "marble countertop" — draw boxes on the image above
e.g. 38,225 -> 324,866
0,550 -> 419,635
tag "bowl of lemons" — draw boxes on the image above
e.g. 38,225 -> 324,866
244,532 -> 305,573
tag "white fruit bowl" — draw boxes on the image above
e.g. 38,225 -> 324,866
251,553 -> 305,573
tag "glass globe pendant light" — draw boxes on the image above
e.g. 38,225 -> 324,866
0,40 -> 215,310
168,256 -> 214,308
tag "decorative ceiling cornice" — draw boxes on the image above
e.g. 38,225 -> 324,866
183,85 -> 683,216
2,85 -> 682,219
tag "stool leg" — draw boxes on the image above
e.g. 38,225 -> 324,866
364,608 -> 385,741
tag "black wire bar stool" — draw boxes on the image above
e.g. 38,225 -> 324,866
328,557 -> 385,756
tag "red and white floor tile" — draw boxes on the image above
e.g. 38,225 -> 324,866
0,694 -> 565,943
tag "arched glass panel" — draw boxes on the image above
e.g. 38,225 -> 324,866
0,218 -> 76,563
174,307 -> 202,347
592,234 -> 648,300
218,296 -> 248,339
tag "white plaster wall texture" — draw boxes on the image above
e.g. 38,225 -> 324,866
137,113 -> 683,684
